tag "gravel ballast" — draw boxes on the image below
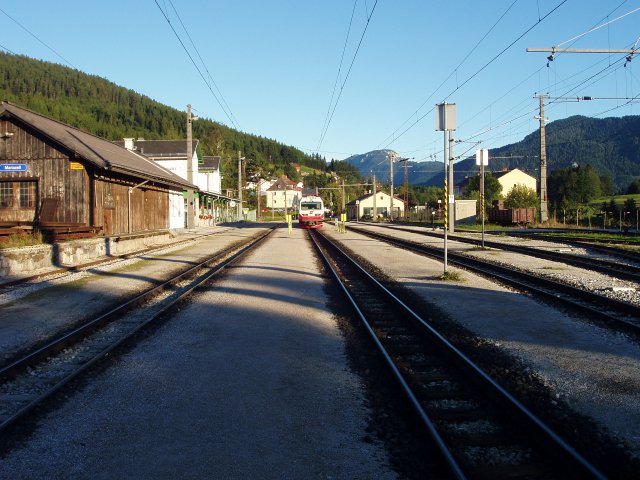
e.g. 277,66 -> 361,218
324,224 -> 640,462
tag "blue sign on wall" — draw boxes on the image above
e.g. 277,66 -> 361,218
0,164 -> 27,172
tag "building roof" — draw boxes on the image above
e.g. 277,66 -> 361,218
201,156 -> 221,171
493,168 -> 534,180
0,102 -> 196,190
114,138 -> 200,158
266,176 -> 299,191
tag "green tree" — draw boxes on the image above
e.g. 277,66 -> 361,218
463,173 -> 502,209
627,178 -> 640,194
599,176 -> 614,196
504,184 -> 538,208
549,164 -> 601,205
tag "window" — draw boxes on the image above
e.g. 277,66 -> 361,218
0,181 -> 37,209
19,182 -> 36,208
301,201 -> 322,209
0,183 -> 13,207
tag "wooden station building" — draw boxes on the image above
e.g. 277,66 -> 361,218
0,102 -> 196,238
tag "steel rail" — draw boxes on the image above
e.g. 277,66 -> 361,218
369,223 -> 640,282
308,230 -> 466,480
310,229 -> 606,480
0,227 -> 274,435
351,225 -> 640,334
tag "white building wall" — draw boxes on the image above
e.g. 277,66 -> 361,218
266,190 -> 300,209
168,190 -> 186,230
498,169 -> 537,196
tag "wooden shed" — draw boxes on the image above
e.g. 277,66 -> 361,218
0,101 -> 195,237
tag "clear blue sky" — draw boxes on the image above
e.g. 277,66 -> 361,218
1,1 -> 639,166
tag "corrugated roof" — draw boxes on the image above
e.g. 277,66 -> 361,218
0,102 -> 196,190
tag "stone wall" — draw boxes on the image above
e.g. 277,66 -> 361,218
0,231 -> 175,278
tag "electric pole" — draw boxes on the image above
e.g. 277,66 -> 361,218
372,173 -> 377,221
448,138 -> 455,233
237,151 -> 243,221
388,152 -> 396,221
538,95 -> 548,222
186,104 -> 195,229
528,45 -> 638,222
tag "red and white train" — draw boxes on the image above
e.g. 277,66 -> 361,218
296,195 -> 324,229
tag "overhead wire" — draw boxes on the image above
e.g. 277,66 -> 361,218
380,0 -> 569,151
377,0 -> 521,149
153,0 -> 239,129
316,0 -> 379,152
0,6 -> 77,69
317,0 -> 359,152
167,0 -> 240,130
412,1 -> 637,164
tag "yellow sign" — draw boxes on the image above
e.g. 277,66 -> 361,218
70,161 -> 84,170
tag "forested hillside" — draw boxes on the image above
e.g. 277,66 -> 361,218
346,117 -> 640,193
455,115 -> 640,192
0,52 -> 335,189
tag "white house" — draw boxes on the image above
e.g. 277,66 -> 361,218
199,156 -> 222,194
494,168 -> 537,197
346,192 -> 405,220
265,176 -> 300,210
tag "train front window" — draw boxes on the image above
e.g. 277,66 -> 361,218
301,202 -> 322,209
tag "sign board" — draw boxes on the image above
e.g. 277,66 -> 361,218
475,149 -> 489,166
69,161 -> 84,170
448,194 -> 455,204
229,201 -> 237,208
435,103 -> 456,131
0,163 -> 27,172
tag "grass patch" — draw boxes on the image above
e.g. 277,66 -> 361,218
439,270 -> 465,282
0,232 -> 45,249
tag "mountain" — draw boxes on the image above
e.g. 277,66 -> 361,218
346,116 -> 640,192
343,149 -> 444,186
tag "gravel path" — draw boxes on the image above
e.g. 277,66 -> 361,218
324,224 -> 640,459
0,226 -> 396,479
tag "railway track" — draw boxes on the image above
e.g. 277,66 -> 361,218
0,227 -> 274,436
310,229 -> 606,480
0,227 -> 228,291
349,225 -> 640,337
489,231 -> 640,264
367,223 -> 640,283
